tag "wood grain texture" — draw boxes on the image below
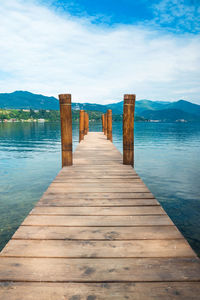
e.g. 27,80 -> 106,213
59,94 -> 72,167
0,257 -> 200,282
12,225 -> 183,240
1,239 -> 195,258
36,198 -> 159,207
30,206 -> 165,215
22,215 -> 173,226
1,282 -> 200,300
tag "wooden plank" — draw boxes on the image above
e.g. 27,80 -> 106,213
40,192 -> 155,199
46,187 -> 150,193
12,225 -> 183,240
60,165 -> 134,170
54,178 -> 141,182
1,239 -> 195,258
56,175 -> 140,179
36,198 -> 160,207
50,182 -> 147,187
30,206 -> 165,215
0,257 -> 200,282
22,215 -> 173,226
1,282 -> 200,300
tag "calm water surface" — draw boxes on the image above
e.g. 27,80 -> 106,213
0,121 -> 200,255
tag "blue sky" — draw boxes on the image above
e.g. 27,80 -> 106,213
0,0 -> 200,103
43,0 -> 200,33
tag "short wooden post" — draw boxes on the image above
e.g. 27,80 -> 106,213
79,110 -> 85,142
101,114 -> 104,132
59,94 -> 73,167
84,112 -> 87,135
123,94 -> 136,166
107,109 -> 112,142
104,113 -> 107,136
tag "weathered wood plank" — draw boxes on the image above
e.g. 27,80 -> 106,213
1,239 -> 195,258
36,198 -> 160,207
0,257 -> 200,282
22,215 -> 173,226
50,180 -> 146,189
47,187 -> 150,193
40,192 -> 155,199
30,206 -> 165,215
1,282 -> 200,300
12,225 -> 183,240
54,178 -> 141,182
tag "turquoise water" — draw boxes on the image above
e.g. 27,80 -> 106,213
0,121 -> 200,255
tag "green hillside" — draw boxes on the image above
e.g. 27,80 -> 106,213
0,91 -> 199,122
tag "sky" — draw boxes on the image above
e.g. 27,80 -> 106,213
0,0 -> 200,104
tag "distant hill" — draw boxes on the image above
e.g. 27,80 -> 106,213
164,100 -> 200,116
0,91 -> 199,122
0,91 -> 59,110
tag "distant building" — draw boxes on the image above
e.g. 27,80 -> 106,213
38,118 -> 45,122
22,109 -> 30,112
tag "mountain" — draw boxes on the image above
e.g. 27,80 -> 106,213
0,91 -> 59,110
135,100 -> 170,115
0,91 -> 199,122
141,109 -> 200,122
164,100 -> 200,116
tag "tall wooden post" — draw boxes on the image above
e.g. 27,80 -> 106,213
123,94 -> 135,167
87,113 -> 89,134
101,114 -> 104,132
79,110 -> 85,142
84,111 -> 87,135
59,94 -> 72,167
104,113 -> 107,136
107,109 -> 112,142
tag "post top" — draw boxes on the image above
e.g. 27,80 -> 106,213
59,94 -> 71,104
80,109 -> 84,112
124,94 -> 136,104
107,109 -> 112,114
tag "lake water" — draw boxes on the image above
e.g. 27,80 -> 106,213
0,121 -> 200,255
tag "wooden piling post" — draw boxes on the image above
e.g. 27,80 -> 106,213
101,114 -> 104,132
84,112 -> 87,135
104,113 -> 107,136
87,113 -> 89,134
123,94 -> 136,166
59,94 -> 73,167
107,109 -> 112,142
79,110 -> 85,142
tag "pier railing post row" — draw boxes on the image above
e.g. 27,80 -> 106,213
104,113 -> 107,136
107,109 -> 112,142
79,110 -> 85,142
59,94 -> 73,167
123,94 -> 136,167
101,114 -> 104,132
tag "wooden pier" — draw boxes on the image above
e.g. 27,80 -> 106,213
0,96 -> 200,299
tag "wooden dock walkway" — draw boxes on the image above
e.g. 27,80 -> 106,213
0,131 -> 200,299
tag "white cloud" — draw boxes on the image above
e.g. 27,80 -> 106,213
153,0 -> 200,32
0,0 -> 200,104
